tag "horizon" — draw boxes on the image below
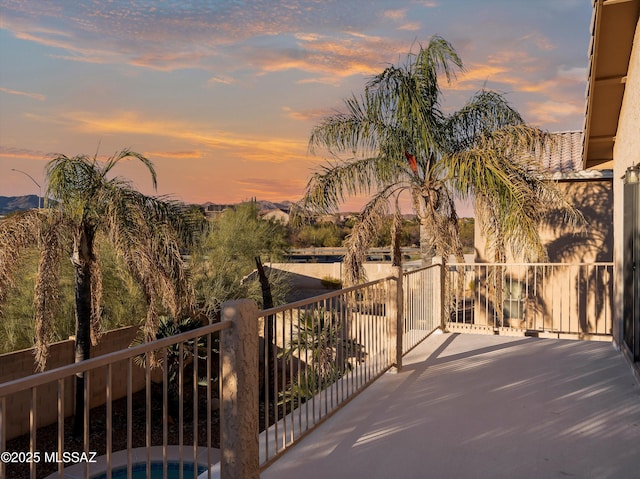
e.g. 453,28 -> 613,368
1,1 -> 592,217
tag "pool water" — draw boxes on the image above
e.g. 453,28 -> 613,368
91,460 -> 207,479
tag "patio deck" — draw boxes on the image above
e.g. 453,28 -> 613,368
262,332 -> 640,479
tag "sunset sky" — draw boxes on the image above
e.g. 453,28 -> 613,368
0,0 -> 593,214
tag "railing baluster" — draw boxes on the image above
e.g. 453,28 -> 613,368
127,357 -> 133,479
163,346 -> 168,479
106,363 -> 112,479
84,370 -> 90,479
57,378 -> 64,478
193,336 -> 198,479
0,397 -> 5,479
206,333 -> 212,479
282,308 -> 288,446
29,387 -> 36,479
145,353 -> 151,478
179,341 -> 184,479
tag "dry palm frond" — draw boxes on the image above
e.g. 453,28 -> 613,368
343,187 -> 404,285
89,256 -> 103,346
0,210 -> 42,303
33,211 -> 67,370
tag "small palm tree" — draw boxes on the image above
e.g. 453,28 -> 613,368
298,36 -> 578,284
283,308 -> 365,401
0,149 -> 199,435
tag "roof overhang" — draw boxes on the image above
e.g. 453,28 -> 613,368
583,0 -> 640,170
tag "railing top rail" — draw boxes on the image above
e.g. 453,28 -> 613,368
260,276 -> 394,317
0,320 -> 231,398
447,262 -> 614,267
403,264 -> 441,275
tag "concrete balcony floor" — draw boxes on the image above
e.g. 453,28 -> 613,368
262,333 -> 640,479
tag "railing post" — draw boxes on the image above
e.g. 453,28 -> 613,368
389,266 -> 404,371
434,258 -> 447,332
221,299 -> 259,479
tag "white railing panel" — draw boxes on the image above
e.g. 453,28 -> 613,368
447,263 -> 613,336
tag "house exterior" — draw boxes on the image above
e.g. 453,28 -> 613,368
475,130 -> 613,265
259,208 -> 290,224
583,0 -> 640,377
471,131 -> 614,334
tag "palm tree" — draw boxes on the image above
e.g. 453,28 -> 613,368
0,149 -> 199,435
298,36 -> 578,284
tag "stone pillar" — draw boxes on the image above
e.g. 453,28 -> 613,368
220,300 -> 259,479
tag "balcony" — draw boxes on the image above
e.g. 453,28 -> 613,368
1,263 -> 638,479
262,332 -> 640,479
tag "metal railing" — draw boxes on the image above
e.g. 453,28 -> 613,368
0,264 -> 441,478
258,277 -> 397,467
447,262 -> 614,336
0,321 -> 229,479
257,265 -> 442,468
403,264 -> 443,352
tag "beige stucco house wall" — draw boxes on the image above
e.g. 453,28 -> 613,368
583,0 -> 639,377
475,131 -> 613,265
471,131 -> 613,334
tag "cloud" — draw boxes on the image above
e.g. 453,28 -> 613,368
207,75 -> 235,86
234,177 -> 307,199
526,100 -> 584,125
282,106 -> 334,122
59,111 -> 308,163
1,0 -> 414,85
399,22 -> 421,31
245,31 -> 403,82
383,9 -> 407,21
0,87 -> 46,101
0,146 -> 55,160
130,52 -> 207,71
144,150 -> 203,159
519,32 -> 556,52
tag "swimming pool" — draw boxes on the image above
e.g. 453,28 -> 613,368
90,460 -> 207,479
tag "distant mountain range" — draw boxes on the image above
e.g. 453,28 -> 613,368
0,195 -> 40,215
0,195 -> 294,216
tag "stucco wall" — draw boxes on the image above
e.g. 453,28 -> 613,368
474,178 -> 613,263
270,262 -> 396,284
612,17 -> 640,345
0,326 -> 145,440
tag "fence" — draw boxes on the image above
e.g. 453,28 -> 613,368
403,264 -> 443,351
0,326 -> 143,441
257,265 -> 441,467
0,266 -> 441,479
447,262 -> 614,337
0,319 -> 230,479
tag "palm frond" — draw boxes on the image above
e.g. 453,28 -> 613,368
102,185 -> 195,329
0,210 -> 48,303
448,125 -> 583,261
299,155 -> 408,215
100,149 -> 158,190
443,90 -> 526,152
343,185 -> 404,285
33,211 -> 67,370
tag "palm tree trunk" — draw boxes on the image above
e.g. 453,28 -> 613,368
72,226 -> 95,438
419,218 -> 435,266
255,257 -> 276,403
391,209 -> 403,267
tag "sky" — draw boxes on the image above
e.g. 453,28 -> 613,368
0,0 -> 593,215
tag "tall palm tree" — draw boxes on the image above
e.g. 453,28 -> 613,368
0,149 -> 198,435
299,36 -> 578,284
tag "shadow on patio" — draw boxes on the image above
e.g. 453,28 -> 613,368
262,333 -> 640,479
